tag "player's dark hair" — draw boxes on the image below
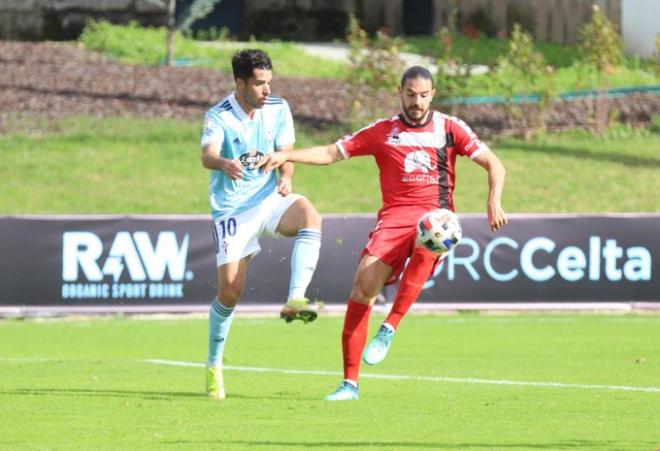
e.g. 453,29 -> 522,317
400,66 -> 434,88
232,49 -> 273,81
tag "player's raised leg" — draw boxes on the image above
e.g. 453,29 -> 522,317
363,246 -> 439,366
276,197 -> 323,323
325,255 -> 393,401
207,256 -> 250,400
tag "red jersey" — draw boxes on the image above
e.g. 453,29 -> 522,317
336,111 -> 488,218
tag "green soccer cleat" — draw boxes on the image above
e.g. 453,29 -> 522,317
280,298 -> 320,324
324,381 -> 359,401
362,324 -> 396,366
206,364 -> 226,400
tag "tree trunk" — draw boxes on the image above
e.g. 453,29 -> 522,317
595,85 -> 609,133
165,0 -> 176,66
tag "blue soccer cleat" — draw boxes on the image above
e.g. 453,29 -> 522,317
362,324 -> 395,365
324,381 -> 359,401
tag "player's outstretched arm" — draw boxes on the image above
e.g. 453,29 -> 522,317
257,144 -> 343,174
472,148 -> 507,232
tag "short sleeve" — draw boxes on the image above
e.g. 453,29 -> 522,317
336,120 -> 383,159
449,116 -> 489,159
201,111 -> 224,148
275,101 -> 295,149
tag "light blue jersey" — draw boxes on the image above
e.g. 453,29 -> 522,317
201,93 -> 295,218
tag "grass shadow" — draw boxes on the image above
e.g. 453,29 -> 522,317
503,141 -> 660,169
0,388 -> 318,402
0,387 -> 200,401
162,439 -> 628,449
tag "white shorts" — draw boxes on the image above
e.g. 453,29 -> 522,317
212,191 -> 303,267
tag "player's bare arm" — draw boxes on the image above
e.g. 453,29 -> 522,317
202,142 -> 244,180
257,144 -> 343,173
276,144 -> 295,196
472,148 -> 508,232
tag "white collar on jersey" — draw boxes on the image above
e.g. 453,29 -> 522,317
229,92 -> 260,123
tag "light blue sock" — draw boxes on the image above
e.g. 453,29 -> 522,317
207,297 -> 234,366
288,228 -> 322,300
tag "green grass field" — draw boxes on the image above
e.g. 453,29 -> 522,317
1,314 -> 658,449
1,116 -> 659,214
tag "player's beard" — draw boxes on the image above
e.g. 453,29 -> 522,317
402,103 -> 430,124
243,91 -> 266,110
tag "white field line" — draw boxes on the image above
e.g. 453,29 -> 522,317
143,358 -> 660,394
2,356 -> 657,394
0,357 -> 61,362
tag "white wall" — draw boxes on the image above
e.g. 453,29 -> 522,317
621,0 -> 659,57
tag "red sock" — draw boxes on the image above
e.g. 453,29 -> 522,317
342,299 -> 372,383
385,247 -> 438,330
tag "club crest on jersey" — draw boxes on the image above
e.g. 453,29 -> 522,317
239,150 -> 264,170
404,150 -> 436,173
387,126 -> 401,144
203,119 -> 214,136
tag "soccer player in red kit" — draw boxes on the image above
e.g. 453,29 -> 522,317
257,66 -> 507,400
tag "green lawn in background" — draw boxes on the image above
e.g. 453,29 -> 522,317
79,21 -> 349,79
1,116 -> 658,214
452,126 -> 660,213
462,63 -> 659,98
404,33 -> 581,68
78,22 -> 660,95
0,314 -> 658,450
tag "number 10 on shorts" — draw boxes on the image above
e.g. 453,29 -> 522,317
218,218 -> 237,239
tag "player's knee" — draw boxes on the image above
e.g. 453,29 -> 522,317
350,281 -> 379,304
307,209 -> 322,230
218,284 -> 242,305
300,199 -> 322,230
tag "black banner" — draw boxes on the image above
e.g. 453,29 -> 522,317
0,214 -> 657,306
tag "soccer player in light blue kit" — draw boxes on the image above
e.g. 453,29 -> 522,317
201,49 -> 322,400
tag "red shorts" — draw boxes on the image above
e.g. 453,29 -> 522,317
362,208 -> 441,285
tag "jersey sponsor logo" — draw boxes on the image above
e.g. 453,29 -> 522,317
387,131 -> 446,148
61,231 -> 192,300
239,150 -> 264,170
404,150 -> 436,173
464,139 -> 480,153
402,173 -> 441,184
402,150 -> 441,184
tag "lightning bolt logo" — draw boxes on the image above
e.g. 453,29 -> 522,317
102,256 -> 124,282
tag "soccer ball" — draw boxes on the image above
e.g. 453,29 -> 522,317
416,208 -> 462,254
